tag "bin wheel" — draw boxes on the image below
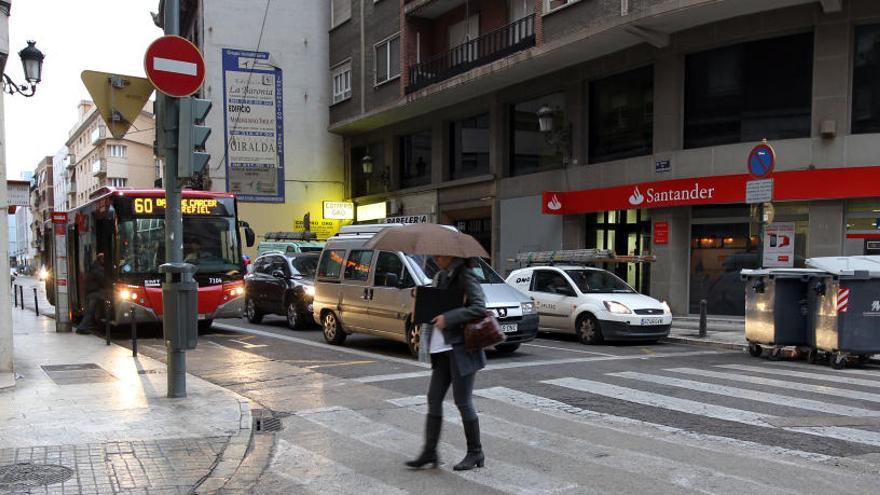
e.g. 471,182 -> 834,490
768,347 -> 783,361
805,349 -> 817,364
831,352 -> 847,370
748,343 -> 763,357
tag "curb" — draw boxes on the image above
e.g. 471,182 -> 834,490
193,399 -> 254,493
661,335 -> 747,352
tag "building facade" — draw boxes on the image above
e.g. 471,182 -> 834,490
330,0 -> 880,316
52,146 -> 69,212
64,101 -> 157,209
29,155 -> 52,269
163,0 -> 345,256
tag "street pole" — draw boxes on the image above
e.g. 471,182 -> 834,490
161,0 -> 187,398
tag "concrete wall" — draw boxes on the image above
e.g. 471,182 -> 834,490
0,2 -> 12,382
648,207 -> 691,315
200,0 -> 345,256
499,194 -> 562,276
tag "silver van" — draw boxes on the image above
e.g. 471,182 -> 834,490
312,224 -> 538,357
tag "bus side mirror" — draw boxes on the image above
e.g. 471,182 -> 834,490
244,226 -> 255,247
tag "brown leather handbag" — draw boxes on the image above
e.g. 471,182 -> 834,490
463,311 -> 506,353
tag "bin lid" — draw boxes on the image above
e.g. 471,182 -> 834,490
740,268 -> 825,278
806,256 -> 880,277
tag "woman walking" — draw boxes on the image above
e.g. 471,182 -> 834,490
406,254 -> 487,471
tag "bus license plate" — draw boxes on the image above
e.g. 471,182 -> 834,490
641,317 -> 664,326
500,323 -> 518,333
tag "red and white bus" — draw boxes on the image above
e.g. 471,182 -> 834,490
45,187 -> 255,330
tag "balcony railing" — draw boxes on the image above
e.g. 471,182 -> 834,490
92,159 -> 106,177
407,14 -> 536,94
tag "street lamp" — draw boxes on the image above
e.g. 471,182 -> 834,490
2,41 -> 45,97
361,154 -> 374,175
361,153 -> 389,188
537,104 -> 571,165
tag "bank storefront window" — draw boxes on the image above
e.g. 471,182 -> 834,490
585,209 -> 650,294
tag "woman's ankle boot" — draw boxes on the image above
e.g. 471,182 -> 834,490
454,418 -> 484,471
406,415 -> 442,468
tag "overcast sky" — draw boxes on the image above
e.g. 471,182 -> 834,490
5,0 -> 161,179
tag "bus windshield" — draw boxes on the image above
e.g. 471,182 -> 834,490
118,216 -> 242,275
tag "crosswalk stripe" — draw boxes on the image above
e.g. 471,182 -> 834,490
353,371 -> 432,383
474,386 -> 833,463
767,361 -> 880,377
296,406 -> 578,495
545,377 -> 880,448
269,438 -> 410,495
668,367 -> 880,404
610,371 -> 880,417
387,396 -> 799,495
483,349 -> 727,371
718,364 -> 880,389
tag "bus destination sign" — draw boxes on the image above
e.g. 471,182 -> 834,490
129,197 -> 229,216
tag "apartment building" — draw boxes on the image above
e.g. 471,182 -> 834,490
29,155 -> 53,268
329,0 -> 880,316
64,101 -> 157,209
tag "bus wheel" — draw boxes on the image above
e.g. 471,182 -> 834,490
244,298 -> 263,324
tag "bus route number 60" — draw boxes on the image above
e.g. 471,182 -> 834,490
134,198 -> 154,214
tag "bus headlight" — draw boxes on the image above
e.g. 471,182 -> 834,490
38,268 -> 49,281
118,289 -> 138,301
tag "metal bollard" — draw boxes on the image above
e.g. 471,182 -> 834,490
105,300 -> 112,346
699,299 -> 708,338
131,307 -> 138,357
18,285 -> 24,309
33,287 -> 39,316
13,284 -> 18,308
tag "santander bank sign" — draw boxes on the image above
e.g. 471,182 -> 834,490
627,183 -> 716,206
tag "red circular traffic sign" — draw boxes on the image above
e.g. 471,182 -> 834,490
144,35 -> 205,97
748,143 -> 775,179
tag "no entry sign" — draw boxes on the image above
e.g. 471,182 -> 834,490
144,35 -> 205,97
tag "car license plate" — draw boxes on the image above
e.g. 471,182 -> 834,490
500,323 -> 518,333
641,317 -> 664,326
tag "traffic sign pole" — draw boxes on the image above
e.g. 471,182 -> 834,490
158,0 -> 188,399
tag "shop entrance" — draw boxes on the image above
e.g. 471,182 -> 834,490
585,209 -> 651,294
689,222 -> 758,316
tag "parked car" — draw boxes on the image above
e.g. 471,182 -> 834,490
244,252 -> 319,329
312,224 -> 538,357
257,231 -> 324,256
506,265 -> 672,344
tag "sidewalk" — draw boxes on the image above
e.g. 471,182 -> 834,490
0,308 -> 253,494
664,317 -> 748,351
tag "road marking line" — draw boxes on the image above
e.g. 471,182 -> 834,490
611,371 -> 880,417
153,57 -> 198,76
212,322 -> 431,369
545,377 -> 880,448
668,367 -> 880,404
270,438 -> 411,495
522,342 -> 617,356
718,364 -> 880,389
474,387 -> 833,463
305,360 -> 375,370
354,371 -> 432,383
387,396 -> 802,495
229,339 -> 268,349
296,406 -> 578,495
766,361 -> 880,377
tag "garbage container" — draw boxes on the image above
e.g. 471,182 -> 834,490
741,269 -> 823,360
805,256 -> 880,369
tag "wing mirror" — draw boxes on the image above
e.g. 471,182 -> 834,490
272,270 -> 286,279
239,221 -> 255,247
384,273 -> 401,288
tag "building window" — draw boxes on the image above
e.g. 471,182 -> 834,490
331,61 -> 352,105
109,178 -> 127,188
331,0 -> 351,29
545,0 -> 578,11
351,143 -> 385,197
589,66 -> 654,164
450,114 -> 490,180
853,25 -> 880,134
375,34 -> 400,85
511,92 -> 566,176
684,32 -> 813,149
400,130 -> 432,189
107,144 -> 127,158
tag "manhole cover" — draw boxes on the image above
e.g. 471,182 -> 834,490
0,463 -> 74,489
41,363 -> 115,385
41,363 -> 100,372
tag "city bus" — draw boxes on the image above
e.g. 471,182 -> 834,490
44,187 -> 255,330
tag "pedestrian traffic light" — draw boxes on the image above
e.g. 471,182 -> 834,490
177,96 -> 212,178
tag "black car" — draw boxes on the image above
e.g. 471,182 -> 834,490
244,252 -> 318,329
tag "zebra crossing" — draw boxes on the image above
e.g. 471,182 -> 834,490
269,361 -> 880,494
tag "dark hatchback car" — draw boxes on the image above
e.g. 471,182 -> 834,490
244,252 -> 318,329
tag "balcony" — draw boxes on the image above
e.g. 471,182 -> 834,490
91,159 -> 106,177
90,126 -> 107,145
64,154 -> 76,169
406,14 -> 535,94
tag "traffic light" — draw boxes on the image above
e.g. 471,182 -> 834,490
177,96 -> 212,178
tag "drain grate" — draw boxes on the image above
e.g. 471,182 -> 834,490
0,463 -> 74,489
41,363 -> 116,385
252,409 -> 286,433
137,369 -> 162,375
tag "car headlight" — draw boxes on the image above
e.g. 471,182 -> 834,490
661,301 -> 671,315
521,301 -> 536,315
304,285 -> 315,297
603,301 -> 632,314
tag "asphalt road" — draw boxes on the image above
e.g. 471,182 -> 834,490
111,313 -> 880,494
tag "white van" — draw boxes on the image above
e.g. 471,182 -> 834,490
312,224 -> 538,357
